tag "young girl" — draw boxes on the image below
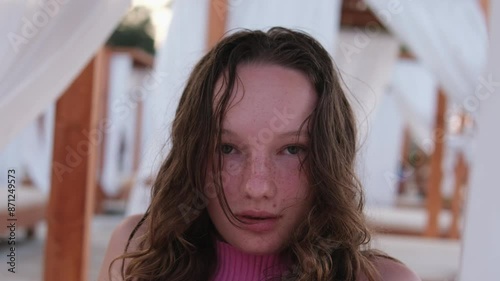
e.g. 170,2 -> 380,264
98,27 -> 420,281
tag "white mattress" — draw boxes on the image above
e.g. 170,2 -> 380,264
0,186 -> 47,210
365,206 -> 460,235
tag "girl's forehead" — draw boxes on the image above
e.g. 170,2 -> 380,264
213,63 -> 316,103
219,64 -> 317,136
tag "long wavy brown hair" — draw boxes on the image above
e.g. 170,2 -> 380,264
111,27 -> 386,281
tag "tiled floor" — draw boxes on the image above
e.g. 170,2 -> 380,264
1,214 -> 461,281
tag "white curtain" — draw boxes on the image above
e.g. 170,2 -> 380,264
100,53 -> 136,197
459,1 -> 500,280
21,105 -> 55,193
0,0 -> 131,149
390,59 -> 438,154
126,0 -> 209,215
365,0 -> 488,103
361,0 -> 488,208
334,29 -> 400,206
334,29 -> 399,137
390,61 -> 467,199
0,128 -> 29,188
0,104 -> 55,193
361,89 -> 406,206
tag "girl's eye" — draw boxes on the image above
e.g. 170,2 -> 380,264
284,145 -> 303,155
221,144 -> 234,154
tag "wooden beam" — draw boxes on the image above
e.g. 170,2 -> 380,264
341,0 -> 384,29
94,48 -> 112,213
44,49 -> 105,281
399,47 -> 417,60
207,0 -> 228,50
397,126 -> 411,195
94,48 -> 151,212
424,90 -> 447,237
133,96 -> 143,173
449,152 -> 467,239
480,0 -> 490,21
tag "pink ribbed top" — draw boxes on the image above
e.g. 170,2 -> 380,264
211,240 -> 290,281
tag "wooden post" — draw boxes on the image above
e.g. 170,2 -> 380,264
449,152 -> 467,239
94,48 -> 153,212
133,93 -> 143,173
207,0 -> 228,50
480,0 -> 490,20
44,49 -> 105,281
424,90 -> 447,237
94,48 -> 112,213
397,126 -> 412,195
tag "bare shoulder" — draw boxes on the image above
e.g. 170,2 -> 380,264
370,257 -> 421,281
111,214 -> 147,245
97,214 -> 148,281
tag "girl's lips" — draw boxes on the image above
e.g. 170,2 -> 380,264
236,210 -> 279,219
236,215 -> 280,232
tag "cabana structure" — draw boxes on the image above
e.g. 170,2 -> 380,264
0,1 -> 498,280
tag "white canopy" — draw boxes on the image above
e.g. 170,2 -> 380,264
0,0 -> 131,149
334,29 -> 400,205
127,0 -> 211,214
365,0 -> 488,103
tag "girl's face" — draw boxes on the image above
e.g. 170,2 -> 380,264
206,63 -> 317,255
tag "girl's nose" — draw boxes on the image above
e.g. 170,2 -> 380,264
242,154 -> 277,200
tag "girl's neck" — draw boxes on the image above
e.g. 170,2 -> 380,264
211,239 -> 291,281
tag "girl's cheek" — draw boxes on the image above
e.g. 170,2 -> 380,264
221,155 -> 245,191
224,157 -> 244,177
276,157 -> 303,175
276,158 -> 309,198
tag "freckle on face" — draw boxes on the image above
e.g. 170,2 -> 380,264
206,63 -> 317,255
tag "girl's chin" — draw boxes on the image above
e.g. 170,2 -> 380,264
231,237 -> 285,255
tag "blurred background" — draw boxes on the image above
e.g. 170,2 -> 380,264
0,0 -> 498,280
